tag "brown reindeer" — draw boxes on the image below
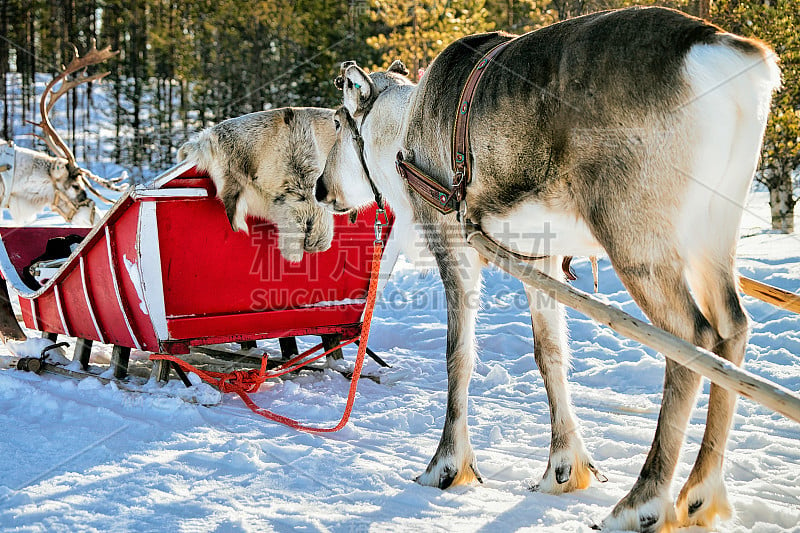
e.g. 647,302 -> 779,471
315,7 -> 780,532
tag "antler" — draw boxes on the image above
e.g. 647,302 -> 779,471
35,39 -> 118,168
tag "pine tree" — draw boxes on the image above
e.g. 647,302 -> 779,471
368,0 -> 496,80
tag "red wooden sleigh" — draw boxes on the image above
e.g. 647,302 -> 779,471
0,162 -> 396,381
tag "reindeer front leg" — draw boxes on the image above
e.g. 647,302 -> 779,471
524,256 -> 603,494
416,226 -> 483,489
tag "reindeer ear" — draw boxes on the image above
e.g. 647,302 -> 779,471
388,60 -> 409,76
341,63 -> 375,117
334,60 -> 356,90
339,60 -> 356,76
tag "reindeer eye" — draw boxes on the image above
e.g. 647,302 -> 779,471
334,119 -> 341,130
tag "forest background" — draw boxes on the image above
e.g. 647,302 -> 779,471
1,0 -> 798,229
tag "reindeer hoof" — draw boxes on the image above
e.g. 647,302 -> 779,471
589,462 -> 608,483
639,514 -> 659,531
414,465 -> 458,489
589,516 -> 661,533
601,490 -> 676,533
471,463 -> 484,484
555,464 -> 571,484
416,455 -> 481,489
439,466 -> 457,489
533,447 -> 599,494
676,469 -> 731,528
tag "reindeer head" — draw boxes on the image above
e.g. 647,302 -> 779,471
0,141 -> 95,225
316,60 -> 412,213
179,108 -> 337,263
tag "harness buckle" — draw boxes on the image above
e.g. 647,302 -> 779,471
457,199 -> 467,224
374,207 -> 389,243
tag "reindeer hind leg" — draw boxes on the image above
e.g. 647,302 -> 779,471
676,260 -> 748,528
601,259 -> 716,533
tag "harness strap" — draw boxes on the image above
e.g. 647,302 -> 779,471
451,41 -> 513,186
345,110 -> 384,210
397,39 -> 514,215
396,154 -> 461,214
399,40 -> 578,269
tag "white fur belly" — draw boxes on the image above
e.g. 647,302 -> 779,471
481,201 -> 605,257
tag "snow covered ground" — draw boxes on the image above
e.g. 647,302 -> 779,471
1,190 -> 799,532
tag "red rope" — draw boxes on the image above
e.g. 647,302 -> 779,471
150,240 -> 384,433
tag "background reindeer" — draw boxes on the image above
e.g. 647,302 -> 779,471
0,41 -> 126,342
316,7 -> 780,532
0,40 -> 125,225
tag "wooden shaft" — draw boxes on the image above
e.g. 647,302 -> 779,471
468,231 -> 800,424
739,275 -> 800,314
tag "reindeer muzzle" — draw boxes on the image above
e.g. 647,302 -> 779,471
52,189 -> 95,224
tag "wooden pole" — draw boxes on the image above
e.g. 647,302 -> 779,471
739,276 -> 800,314
467,231 -> 800,424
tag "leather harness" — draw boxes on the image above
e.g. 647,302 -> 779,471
342,42 -> 582,281
396,40 -> 512,216
393,39 -> 581,281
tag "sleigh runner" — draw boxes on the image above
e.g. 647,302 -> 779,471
0,161 -> 395,387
